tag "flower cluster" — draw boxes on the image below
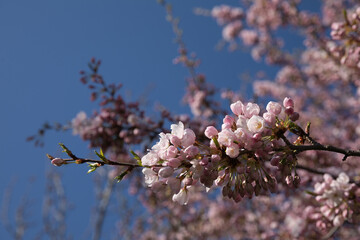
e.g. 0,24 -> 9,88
306,173 -> 359,230
141,98 -> 301,204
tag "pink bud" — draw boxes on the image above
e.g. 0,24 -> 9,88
252,133 -> 262,141
211,154 -> 221,162
51,158 -> 65,166
183,177 -> 193,186
230,100 -> 244,115
290,112 -> 299,121
167,158 -> 182,168
223,115 -> 235,125
283,97 -> 294,108
165,145 -> 178,159
270,155 -> 281,166
184,146 -> 199,158
284,106 -> 294,116
158,166 -> 174,178
204,126 -> 218,139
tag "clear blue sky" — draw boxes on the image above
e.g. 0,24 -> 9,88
0,0 -> 311,239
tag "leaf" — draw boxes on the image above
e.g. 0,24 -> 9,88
212,137 -> 221,150
87,163 -> 99,174
114,170 -> 128,183
95,149 -> 109,164
130,150 -> 142,166
305,190 -> 317,196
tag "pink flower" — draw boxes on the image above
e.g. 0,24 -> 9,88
230,100 -> 244,115
226,144 -> 239,158
164,145 -> 178,160
141,152 -> 159,166
266,101 -> 282,115
218,129 -> 236,147
263,112 -> 276,126
182,129 -> 196,147
172,188 -> 189,205
223,115 -> 235,125
240,29 -> 258,46
234,128 -> 248,142
243,102 -> 260,118
236,115 -> 247,128
222,21 -> 242,41
171,121 -> 184,138
247,115 -> 265,133
142,168 -> 158,186
184,145 -> 199,158
169,135 -> 181,147
170,121 -> 196,147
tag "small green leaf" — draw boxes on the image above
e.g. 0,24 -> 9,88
95,150 -> 109,164
305,190 -> 317,196
114,170 -> 128,182
212,137 -> 221,150
130,150 -> 142,166
100,148 -> 104,157
87,163 -> 99,174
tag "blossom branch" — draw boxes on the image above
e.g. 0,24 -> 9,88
290,144 -> 360,160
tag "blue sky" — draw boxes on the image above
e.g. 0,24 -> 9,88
0,0 -> 313,239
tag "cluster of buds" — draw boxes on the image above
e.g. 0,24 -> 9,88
141,97 -> 302,204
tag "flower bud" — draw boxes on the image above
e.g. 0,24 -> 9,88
167,158 -> 182,168
204,126 -> 218,139
293,174 -> 301,188
290,112 -> 299,121
51,158 -> 65,167
158,166 -> 174,178
211,154 -> 221,162
230,100 -> 244,115
285,106 -> 294,116
183,177 -> 193,186
285,175 -> 293,186
223,115 -> 235,125
283,97 -> 294,108
270,154 -> 281,166
184,145 -> 199,158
